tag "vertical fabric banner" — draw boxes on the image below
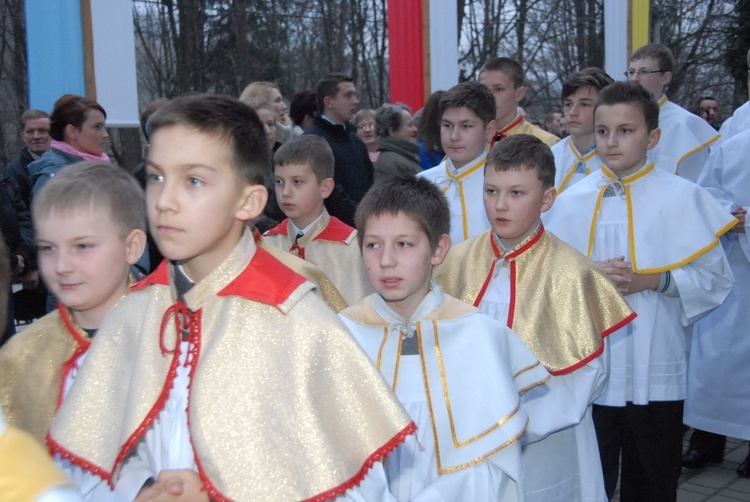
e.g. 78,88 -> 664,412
387,0 -> 425,111
428,0 -> 458,94
604,0 -> 651,82
25,0 -> 139,126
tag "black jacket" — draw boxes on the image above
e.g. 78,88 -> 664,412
304,114 -> 373,226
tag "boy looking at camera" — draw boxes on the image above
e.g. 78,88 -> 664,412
264,135 -> 372,305
49,94 -> 414,501
341,176 -> 549,501
436,135 -> 635,502
545,81 -> 735,501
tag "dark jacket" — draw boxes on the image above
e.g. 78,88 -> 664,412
0,164 -> 34,271
374,136 -> 422,182
7,146 -> 37,208
28,149 -> 83,198
304,114 -> 373,226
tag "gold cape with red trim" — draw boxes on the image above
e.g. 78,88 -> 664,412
434,227 -> 635,375
493,117 -> 560,147
49,230 -> 414,501
0,307 -> 90,443
263,209 -> 372,305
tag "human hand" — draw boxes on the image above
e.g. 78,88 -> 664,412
135,470 -> 208,501
596,256 -> 660,295
730,207 -> 746,233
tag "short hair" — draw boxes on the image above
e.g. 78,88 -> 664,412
595,81 -> 659,132
49,94 -> 107,141
630,43 -> 674,73
21,109 -> 49,127
439,81 -> 496,125
561,67 -> 614,101
353,109 -> 376,126
0,239 -> 8,330
140,98 -> 169,139
479,57 -> 525,88
290,89 -> 317,127
487,135 -> 555,189
315,73 -> 353,114
239,81 -> 280,105
273,135 -> 334,181
148,93 -> 270,186
375,103 -> 413,137
32,161 -> 147,236
355,176 -> 449,251
417,90 -> 446,154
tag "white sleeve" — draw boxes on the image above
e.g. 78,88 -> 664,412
409,460 -> 519,502
671,243 -> 734,326
54,457 -> 113,502
111,444 -> 155,502
35,486 -> 84,502
696,145 -> 734,211
520,349 -> 607,444
335,462 -> 399,502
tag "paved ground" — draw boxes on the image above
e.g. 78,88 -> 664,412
613,434 -> 750,501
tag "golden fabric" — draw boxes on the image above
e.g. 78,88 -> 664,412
263,209 -> 373,305
0,309 -> 89,443
49,230 -> 413,501
0,424 -> 72,501
435,227 -> 635,374
256,233 -> 348,312
502,119 -> 560,147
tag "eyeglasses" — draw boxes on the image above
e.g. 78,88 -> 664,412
624,69 -> 668,78
357,123 -> 376,131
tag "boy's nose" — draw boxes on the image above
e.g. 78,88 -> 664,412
153,183 -> 177,212
380,248 -> 396,267
55,252 -> 73,275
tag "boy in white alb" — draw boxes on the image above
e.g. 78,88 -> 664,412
718,49 -> 750,140
341,176 -> 549,500
264,135 -> 371,305
552,67 -> 613,193
683,127 -> 750,477
49,95 -> 415,501
0,162 -> 147,446
544,82 -> 735,501
418,82 -> 497,245
437,135 -> 635,502
627,43 -> 720,182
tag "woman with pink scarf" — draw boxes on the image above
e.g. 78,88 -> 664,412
29,95 -> 109,197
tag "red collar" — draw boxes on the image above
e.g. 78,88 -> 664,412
265,217 -> 355,243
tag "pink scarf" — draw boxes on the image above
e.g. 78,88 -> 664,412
51,140 -> 109,162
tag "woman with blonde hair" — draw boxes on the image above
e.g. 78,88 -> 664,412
240,82 -> 297,144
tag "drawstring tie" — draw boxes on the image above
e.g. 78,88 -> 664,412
159,301 -> 192,355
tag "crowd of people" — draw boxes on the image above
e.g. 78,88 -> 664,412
0,41 -> 747,502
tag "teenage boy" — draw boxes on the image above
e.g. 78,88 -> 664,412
627,43 -> 720,182
264,135 -> 372,305
49,94 -> 414,501
0,161 -> 147,444
305,73 -> 373,226
552,67 -> 613,192
544,81 -> 735,501
683,127 -> 750,477
479,57 -> 559,147
719,48 -> 750,140
436,134 -> 635,502
418,81 -> 497,245
341,176 -> 549,500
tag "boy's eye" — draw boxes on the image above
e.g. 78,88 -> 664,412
187,177 -> 204,187
37,245 -> 55,253
76,243 -> 93,250
397,241 -> 412,248
294,179 -> 304,185
485,188 -> 496,195
511,190 -> 523,196
364,242 -> 380,249
147,173 -> 163,184
274,178 -> 283,185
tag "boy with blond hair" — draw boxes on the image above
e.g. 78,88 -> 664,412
49,94 -> 414,501
418,81 -> 497,245
436,135 -> 635,502
545,81 -> 735,500
264,135 -> 372,305
552,67 -> 613,192
341,176 -> 549,500
627,43 -> 720,182
0,161 -> 147,444
479,57 -> 559,147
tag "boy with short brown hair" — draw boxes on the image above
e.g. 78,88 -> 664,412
264,135 -> 372,305
436,134 -> 635,502
545,81 -> 735,501
49,94 -> 414,501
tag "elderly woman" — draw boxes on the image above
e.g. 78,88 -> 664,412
353,109 -> 379,163
373,103 -> 420,181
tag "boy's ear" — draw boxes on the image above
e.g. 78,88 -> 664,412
235,184 -> 268,222
485,119 -> 498,143
124,229 -> 148,266
660,71 -> 673,87
430,234 -> 452,267
647,127 -> 661,150
320,177 -> 334,199
515,85 -> 527,104
541,186 -> 557,213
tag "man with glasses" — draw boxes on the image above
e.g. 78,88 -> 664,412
627,43 -> 719,182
